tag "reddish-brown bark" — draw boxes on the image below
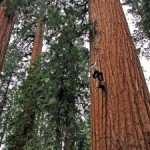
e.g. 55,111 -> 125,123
12,19 -> 44,150
0,6 -> 17,73
89,0 -> 150,149
30,18 -> 44,66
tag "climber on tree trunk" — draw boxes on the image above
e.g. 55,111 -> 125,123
91,62 -> 105,91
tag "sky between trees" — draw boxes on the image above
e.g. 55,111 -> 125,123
122,5 -> 150,90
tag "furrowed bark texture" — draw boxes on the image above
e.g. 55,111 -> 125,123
89,0 -> 150,149
0,7 -> 17,73
31,18 -> 44,65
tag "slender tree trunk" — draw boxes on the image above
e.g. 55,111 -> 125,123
18,19 -> 44,149
89,0 -> 150,149
31,18 -> 44,66
12,19 -> 44,150
0,6 -> 17,73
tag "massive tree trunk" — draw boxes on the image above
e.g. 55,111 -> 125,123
0,6 -> 17,73
89,0 -> 150,149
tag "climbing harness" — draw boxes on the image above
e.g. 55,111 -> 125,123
91,62 -> 106,91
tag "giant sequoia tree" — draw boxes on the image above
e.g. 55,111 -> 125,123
89,0 -> 150,149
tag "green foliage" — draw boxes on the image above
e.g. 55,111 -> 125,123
139,0 -> 150,39
4,0 -> 33,17
122,0 -> 150,59
1,0 -> 90,149
5,44 -> 90,149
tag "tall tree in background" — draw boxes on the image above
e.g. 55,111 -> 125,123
0,4 -> 17,73
89,0 -> 150,149
0,1 -> 38,146
31,18 -> 44,65
5,15 -> 45,150
0,0 -> 37,73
